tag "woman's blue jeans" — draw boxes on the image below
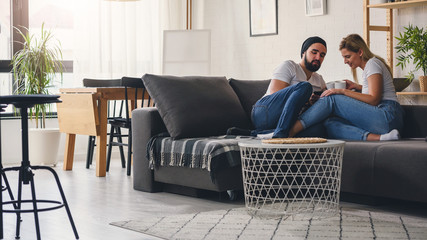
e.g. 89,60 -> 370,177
251,82 -> 313,138
299,95 -> 404,140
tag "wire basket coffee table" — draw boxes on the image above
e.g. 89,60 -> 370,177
238,139 -> 345,219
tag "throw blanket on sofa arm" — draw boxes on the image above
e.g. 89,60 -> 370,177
147,134 -> 256,182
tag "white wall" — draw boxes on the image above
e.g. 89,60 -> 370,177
193,0 -> 427,82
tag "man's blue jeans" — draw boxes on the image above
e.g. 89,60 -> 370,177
299,95 -> 404,140
251,82 -> 313,138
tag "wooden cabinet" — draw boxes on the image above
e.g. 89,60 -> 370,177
363,0 -> 427,75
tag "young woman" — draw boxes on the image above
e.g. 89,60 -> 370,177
288,34 -> 403,141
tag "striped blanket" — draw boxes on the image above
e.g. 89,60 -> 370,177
147,134 -> 255,179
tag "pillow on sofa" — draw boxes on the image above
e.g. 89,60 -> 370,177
142,74 -> 252,139
228,78 -> 270,119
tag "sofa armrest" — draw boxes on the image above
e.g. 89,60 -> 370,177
132,107 -> 167,192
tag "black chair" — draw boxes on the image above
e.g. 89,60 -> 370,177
82,78 -> 126,170
107,77 -> 152,176
0,95 -> 79,240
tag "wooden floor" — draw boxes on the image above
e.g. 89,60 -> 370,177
1,159 -> 244,240
2,158 -> 427,240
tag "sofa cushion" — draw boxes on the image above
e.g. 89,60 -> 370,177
228,78 -> 270,119
373,140 -> 427,202
142,74 -> 251,139
341,141 -> 388,196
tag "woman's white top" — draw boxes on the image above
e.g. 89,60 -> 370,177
361,57 -> 397,102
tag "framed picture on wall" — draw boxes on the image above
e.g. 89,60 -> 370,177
249,0 -> 278,37
305,0 -> 326,17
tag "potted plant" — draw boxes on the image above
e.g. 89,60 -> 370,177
395,24 -> 427,92
11,24 -> 64,166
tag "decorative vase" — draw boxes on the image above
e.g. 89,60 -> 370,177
420,76 -> 427,92
29,128 -> 61,166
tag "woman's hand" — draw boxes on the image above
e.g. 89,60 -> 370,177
344,79 -> 361,91
320,88 -> 346,97
319,75 -> 383,105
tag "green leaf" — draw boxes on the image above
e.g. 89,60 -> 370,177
395,24 -> 427,76
10,23 -> 64,128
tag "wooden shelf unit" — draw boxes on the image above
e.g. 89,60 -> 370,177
397,91 -> 427,95
363,0 -> 427,75
368,0 -> 427,9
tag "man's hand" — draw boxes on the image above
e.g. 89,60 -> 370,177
309,93 -> 320,105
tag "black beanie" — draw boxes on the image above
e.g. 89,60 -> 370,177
300,36 -> 327,58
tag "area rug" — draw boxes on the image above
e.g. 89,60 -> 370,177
111,207 -> 427,240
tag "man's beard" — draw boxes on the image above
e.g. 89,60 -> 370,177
305,55 -> 321,72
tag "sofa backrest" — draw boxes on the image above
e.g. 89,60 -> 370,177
401,105 -> 427,138
228,78 -> 270,119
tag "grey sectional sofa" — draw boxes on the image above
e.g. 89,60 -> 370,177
132,77 -> 427,203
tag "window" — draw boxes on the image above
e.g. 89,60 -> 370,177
0,0 -> 73,113
29,0 -> 74,62
0,0 -> 12,106
1,0 -> 162,115
0,0 -> 11,60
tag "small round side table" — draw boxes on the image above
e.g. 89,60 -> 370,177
238,139 -> 345,219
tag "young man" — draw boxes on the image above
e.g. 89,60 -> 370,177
229,36 -> 327,138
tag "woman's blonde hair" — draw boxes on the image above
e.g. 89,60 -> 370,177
339,34 -> 391,83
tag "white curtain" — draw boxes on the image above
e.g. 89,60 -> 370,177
71,0 -> 186,85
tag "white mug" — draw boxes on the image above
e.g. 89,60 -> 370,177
334,81 -> 347,89
326,82 -> 335,90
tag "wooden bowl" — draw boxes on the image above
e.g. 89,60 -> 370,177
393,78 -> 412,92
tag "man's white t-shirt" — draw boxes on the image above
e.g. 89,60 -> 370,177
268,60 -> 326,95
361,57 -> 397,102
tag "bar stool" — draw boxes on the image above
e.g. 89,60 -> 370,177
0,104 -> 20,239
0,95 -> 79,240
